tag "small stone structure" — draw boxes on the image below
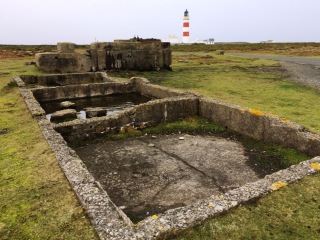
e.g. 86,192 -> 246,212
14,73 -> 320,239
35,38 -> 172,73
35,42 -> 92,73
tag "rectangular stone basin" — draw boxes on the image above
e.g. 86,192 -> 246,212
15,73 -> 320,239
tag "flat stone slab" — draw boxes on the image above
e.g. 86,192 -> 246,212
50,108 -> 77,121
60,101 -> 75,109
84,107 -> 107,118
75,134 -> 260,222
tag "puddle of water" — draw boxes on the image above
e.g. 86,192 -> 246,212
40,93 -> 153,121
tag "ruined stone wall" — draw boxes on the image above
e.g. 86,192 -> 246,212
90,40 -> 171,71
199,98 -> 320,157
35,39 -> 172,73
53,97 -> 199,143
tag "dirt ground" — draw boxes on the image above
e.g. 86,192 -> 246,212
0,49 -> 34,59
75,134 -> 263,222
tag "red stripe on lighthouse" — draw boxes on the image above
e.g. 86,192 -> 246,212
183,22 -> 189,27
183,32 -> 189,37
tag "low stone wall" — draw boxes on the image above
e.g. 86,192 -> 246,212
131,77 -> 191,99
199,98 -> 320,157
54,96 -> 199,143
32,82 -> 136,102
19,72 -> 111,87
18,74 -> 190,103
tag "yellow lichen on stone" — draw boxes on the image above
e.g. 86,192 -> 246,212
249,109 -> 264,117
208,202 -> 213,207
280,117 -> 289,123
310,163 -> 320,171
151,215 -> 159,220
133,222 -> 141,228
311,136 -> 319,141
270,181 -> 288,191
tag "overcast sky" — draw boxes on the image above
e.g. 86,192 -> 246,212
1,0 -> 319,44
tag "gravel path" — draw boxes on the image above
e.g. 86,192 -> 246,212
227,53 -> 320,90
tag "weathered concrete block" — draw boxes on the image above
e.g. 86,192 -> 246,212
51,109 -> 77,121
84,107 -> 107,118
57,42 -> 75,53
35,53 -> 91,73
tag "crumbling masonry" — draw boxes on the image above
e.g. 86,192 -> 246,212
35,39 -> 172,73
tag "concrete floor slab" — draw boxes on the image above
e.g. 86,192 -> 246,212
75,134 -> 260,222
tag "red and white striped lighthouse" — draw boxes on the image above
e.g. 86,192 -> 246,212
182,9 -> 190,43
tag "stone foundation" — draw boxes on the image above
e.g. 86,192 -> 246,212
15,73 -> 320,239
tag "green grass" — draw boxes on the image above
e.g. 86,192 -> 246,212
171,42 -> 320,56
0,58 -> 98,239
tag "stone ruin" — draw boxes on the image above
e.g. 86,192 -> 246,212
14,72 -> 320,239
35,38 -> 172,73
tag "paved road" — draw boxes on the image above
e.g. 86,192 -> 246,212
227,53 -> 320,90
227,53 -> 320,67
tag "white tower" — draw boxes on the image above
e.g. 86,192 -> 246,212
182,9 -> 190,43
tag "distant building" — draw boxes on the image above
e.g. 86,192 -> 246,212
260,40 -> 273,43
163,35 -> 179,44
195,38 -> 215,45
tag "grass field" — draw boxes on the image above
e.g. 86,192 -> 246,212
0,45 -> 320,239
171,42 -> 320,56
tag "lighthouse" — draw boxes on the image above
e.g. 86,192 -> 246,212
182,9 -> 190,43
